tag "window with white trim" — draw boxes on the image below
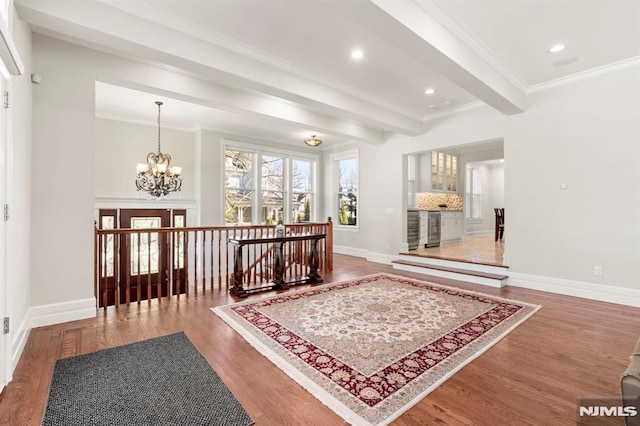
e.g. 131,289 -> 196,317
334,152 -> 358,227
224,145 -> 317,225
225,149 -> 254,225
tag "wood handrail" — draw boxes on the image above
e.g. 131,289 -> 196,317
94,218 -> 333,308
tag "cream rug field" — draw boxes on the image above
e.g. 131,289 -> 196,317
212,273 -> 540,425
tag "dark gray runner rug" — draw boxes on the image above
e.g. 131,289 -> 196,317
42,332 -> 254,426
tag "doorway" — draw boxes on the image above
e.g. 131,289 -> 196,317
119,209 -> 171,304
97,208 -> 186,306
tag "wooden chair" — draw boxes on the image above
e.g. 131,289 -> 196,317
494,208 -> 505,241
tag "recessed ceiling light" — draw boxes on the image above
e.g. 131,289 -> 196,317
424,88 -> 435,95
426,104 -> 437,110
351,49 -> 364,60
549,43 -> 565,53
443,100 -> 453,106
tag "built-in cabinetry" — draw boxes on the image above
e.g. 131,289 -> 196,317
441,211 -> 464,242
417,151 -> 458,193
431,151 -> 457,192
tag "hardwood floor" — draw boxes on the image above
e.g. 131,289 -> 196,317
412,234 -> 505,266
2,254 -> 639,425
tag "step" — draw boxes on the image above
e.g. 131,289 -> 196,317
398,252 -> 509,275
391,259 -> 508,288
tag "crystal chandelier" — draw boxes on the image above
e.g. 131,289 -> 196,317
135,101 -> 182,197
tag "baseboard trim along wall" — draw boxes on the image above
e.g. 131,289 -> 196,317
333,247 -> 399,265
9,298 -> 96,378
334,246 -> 640,307
11,316 -> 30,374
508,272 -> 640,308
366,252 -> 399,265
333,245 -> 368,259
28,298 -> 96,329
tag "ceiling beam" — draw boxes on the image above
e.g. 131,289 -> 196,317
16,0 -> 421,137
370,0 -> 526,115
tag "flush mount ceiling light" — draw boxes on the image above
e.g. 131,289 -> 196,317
135,101 -> 183,197
549,43 -> 566,53
304,134 -> 322,147
351,49 -> 364,60
424,88 -> 435,95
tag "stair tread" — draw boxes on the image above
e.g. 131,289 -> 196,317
391,259 -> 509,280
398,252 -> 509,269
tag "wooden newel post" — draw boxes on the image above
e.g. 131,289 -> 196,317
306,237 -> 323,283
326,217 -> 333,271
231,244 -> 248,297
273,241 -> 288,289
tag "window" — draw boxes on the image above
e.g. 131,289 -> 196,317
261,154 -> 285,224
225,149 -> 254,224
335,154 -> 358,226
466,166 -> 482,219
225,145 -> 317,225
292,159 -> 313,222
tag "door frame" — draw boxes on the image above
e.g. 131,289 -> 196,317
0,73 -> 7,390
119,209 -> 172,304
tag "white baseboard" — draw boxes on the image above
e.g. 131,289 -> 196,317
11,316 -> 30,374
333,247 -> 399,265
28,298 -> 96,329
8,298 -> 96,380
366,252 -> 399,265
508,272 -> 640,307
333,245 -> 368,259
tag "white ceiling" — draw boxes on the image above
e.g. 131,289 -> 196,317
15,0 -> 640,149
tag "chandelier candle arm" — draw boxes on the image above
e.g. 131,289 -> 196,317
135,101 -> 183,197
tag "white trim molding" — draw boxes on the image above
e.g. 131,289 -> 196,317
508,272 -> 640,308
366,251 -> 399,265
94,197 -> 197,210
28,298 -> 96,329
333,245 -> 368,259
10,315 -> 29,374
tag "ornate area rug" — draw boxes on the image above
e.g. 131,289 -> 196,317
213,273 -> 540,425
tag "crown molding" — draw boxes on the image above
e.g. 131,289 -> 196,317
527,55 -> 640,94
412,0 -> 528,94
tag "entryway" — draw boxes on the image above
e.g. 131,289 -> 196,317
97,208 -> 186,306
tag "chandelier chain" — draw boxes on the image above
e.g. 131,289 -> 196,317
156,101 -> 162,153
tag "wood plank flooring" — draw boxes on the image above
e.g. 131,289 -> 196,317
1,254 -> 639,425
413,234 -> 505,266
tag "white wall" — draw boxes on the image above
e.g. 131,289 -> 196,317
505,65 -> 640,288
31,36 -> 96,312
95,118 -> 196,199
196,128 -> 224,226
374,62 -> 640,293
489,164 -> 504,209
